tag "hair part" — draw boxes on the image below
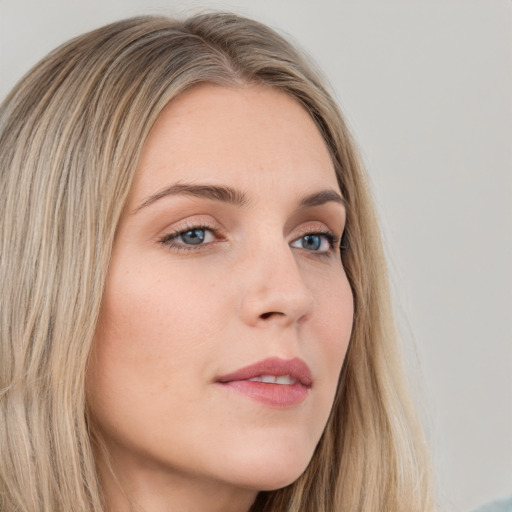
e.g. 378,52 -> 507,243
0,13 -> 434,512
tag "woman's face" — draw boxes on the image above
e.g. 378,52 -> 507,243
87,84 -> 353,509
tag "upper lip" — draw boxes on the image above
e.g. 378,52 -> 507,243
216,357 -> 313,387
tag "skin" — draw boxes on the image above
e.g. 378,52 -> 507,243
87,84 -> 354,512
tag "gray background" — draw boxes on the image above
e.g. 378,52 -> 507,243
1,1 -> 511,510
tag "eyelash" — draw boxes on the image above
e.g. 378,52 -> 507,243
158,222 -> 221,253
158,224 -> 345,256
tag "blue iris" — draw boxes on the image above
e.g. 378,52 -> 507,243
180,229 -> 206,245
301,234 -> 322,251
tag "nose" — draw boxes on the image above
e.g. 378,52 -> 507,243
238,236 -> 315,328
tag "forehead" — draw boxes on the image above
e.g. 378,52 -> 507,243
129,84 -> 339,206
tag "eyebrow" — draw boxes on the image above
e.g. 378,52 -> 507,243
134,183 -> 249,212
134,182 -> 345,213
297,189 -> 346,209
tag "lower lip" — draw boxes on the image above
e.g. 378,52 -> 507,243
219,380 -> 310,408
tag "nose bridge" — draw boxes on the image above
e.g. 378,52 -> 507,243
239,224 -> 314,326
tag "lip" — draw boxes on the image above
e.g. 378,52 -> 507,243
216,357 -> 313,408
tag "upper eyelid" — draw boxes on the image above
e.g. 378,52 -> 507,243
159,224 -> 220,244
158,216 -> 222,236
292,221 -> 341,241
293,221 -> 334,233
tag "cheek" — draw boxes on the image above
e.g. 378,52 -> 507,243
309,261 -> 354,338
86,264 -> 235,461
86,262 -> 224,411
96,262 -> 226,358
88,249 -> 253,414
307,268 -> 353,410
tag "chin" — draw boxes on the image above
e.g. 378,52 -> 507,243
222,447 -> 313,492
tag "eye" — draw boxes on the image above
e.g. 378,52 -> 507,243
177,228 -> 211,245
159,226 -> 216,250
290,232 -> 336,253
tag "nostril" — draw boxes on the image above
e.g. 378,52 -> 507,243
260,311 -> 283,320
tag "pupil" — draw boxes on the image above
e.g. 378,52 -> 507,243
303,235 -> 321,250
182,229 -> 205,245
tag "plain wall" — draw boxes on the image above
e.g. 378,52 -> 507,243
1,1 -> 511,510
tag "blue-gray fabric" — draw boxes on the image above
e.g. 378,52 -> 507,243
470,496 -> 512,512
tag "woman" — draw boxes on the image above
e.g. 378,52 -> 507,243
0,12 -> 435,512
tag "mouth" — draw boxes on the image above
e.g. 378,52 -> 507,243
247,375 -> 298,385
216,357 -> 312,408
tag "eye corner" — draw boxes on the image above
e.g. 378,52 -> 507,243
338,230 -> 350,253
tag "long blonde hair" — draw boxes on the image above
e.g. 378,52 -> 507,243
0,12 -> 434,512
